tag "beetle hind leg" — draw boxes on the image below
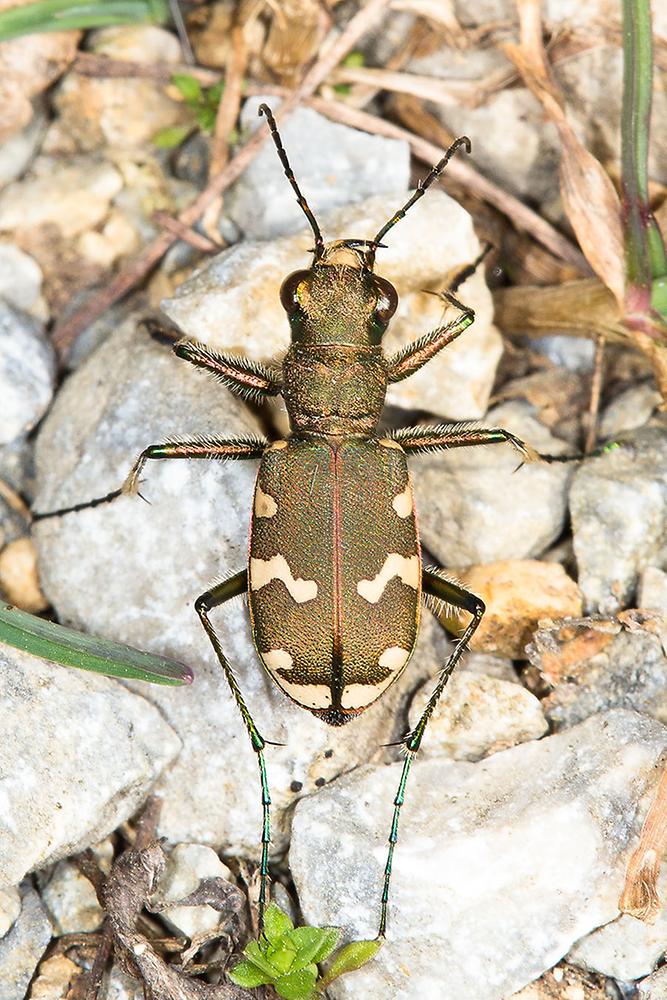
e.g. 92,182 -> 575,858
195,570 -> 273,928
377,569 -> 485,938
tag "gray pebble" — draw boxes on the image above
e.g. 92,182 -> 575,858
0,301 -> 55,445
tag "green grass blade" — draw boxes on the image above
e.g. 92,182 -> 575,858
0,0 -> 169,42
0,604 -> 193,686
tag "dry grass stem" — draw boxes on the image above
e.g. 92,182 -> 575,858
493,279 -> 628,344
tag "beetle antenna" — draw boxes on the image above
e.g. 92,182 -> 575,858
258,104 -> 325,259
367,135 -> 472,266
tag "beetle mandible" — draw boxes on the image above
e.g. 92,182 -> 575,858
40,104 -> 569,937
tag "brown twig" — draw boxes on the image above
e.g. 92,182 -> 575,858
72,52 -> 221,85
584,333 -> 605,453
152,212 -> 222,253
51,0 -> 393,357
307,96 -> 589,270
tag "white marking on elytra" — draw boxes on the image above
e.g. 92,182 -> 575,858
340,683 -> 376,710
357,554 -> 419,604
251,555 -> 318,603
279,679 -> 332,709
268,439 -> 288,451
378,646 -> 410,671
378,438 -> 403,451
255,484 -> 278,518
392,482 -> 412,518
262,648 -> 293,670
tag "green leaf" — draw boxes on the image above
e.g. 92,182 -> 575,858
289,926 -> 339,968
227,959 -> 275,988
152,124 -> 192,149
318,938 -> 383,988
651,276 -> 667,319
0,0 -> 169,41
0,604 -> 193,686
244,940 -> 278,977
172,73 -> 202,104
206,80 -> 225,106
263,903 -> 294,944
266,941 -> 297,975
274,965 -> 318,1000
196,106 -> 217,133
343,50 -> 365,68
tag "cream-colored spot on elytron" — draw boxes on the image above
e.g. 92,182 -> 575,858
262,648 -> 293,671
340,683 -> 376,710
268,439 -> 288,451
254,484 -> 278,518
250,555 -> 318,603
378,437 -> 403,451
278,679 -> 332,710
392,482 -> 412,518
357,554 -> 419,604
378,646 -> 410,671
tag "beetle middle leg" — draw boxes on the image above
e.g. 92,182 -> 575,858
378,570 -> 485,938
195,570 -> 273,928
34,436 -> 267,520
390,423 -> 579,464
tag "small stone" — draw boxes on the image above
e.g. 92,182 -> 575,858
0,243 -> 44,314
52,27 -> 188,152
0,159 -> 123,240
155,843 -> 232,938
408,670 -> 548,761
0,887 -> 21,938
0,30 -> 78,144
28,954 -> 82,999
0,885 -> 52,1000
414,401 -> 574,566
638,567 -> 667,616
0,301 -> 55,444
226,97 -> 411,240
40,862 -> 104,935
162,191 -> 502,422
290,710 -> 667,1000
638,964 -> 667,999
462,651 -> 518,683
0,108 -> 46,189
456,560 -> 583,657
567,867 -> 667,980
105,966 -> 143,1000
0,647 -> 180,886
531,620 -> 667,730
599,383 -> 661,440
571,418 -> 667,614
0,537 -> 48,612
531,335 -> 596,374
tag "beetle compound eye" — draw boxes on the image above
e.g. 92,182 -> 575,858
373,277 -> 398,325
280,269 -> 310,313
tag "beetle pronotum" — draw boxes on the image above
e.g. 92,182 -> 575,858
39,105 -> 572,938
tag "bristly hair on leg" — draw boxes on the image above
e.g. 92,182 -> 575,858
422,565 -> 466,619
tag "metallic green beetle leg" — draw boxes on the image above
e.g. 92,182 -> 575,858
391,423 -> 578,465
173,340 -> 283,400
195,570 -> 273,929
378,570 -> 485,938
33,437 -> 267,521
121,436 -> 267,495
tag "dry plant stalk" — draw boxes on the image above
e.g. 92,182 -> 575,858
619,763 -> 667,922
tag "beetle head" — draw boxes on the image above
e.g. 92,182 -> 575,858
259,103 -> 470,348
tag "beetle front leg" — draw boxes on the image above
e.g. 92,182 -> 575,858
195,570 -> 273,929
386,291 -> 474,384
174,340 -> 283,401
378,570 -> 484,938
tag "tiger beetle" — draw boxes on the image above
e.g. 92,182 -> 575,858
39,104 -> 576,940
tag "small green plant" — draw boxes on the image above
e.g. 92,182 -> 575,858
333,50 -> 365,97
154,74 -> 227,149
227,904 -> 381,999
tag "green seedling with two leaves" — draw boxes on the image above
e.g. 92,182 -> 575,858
228,904 -> 381,999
